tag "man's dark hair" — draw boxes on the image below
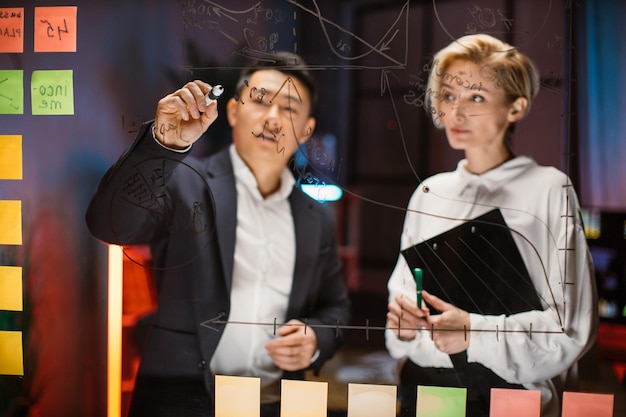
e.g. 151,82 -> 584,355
234,51 -> 319,114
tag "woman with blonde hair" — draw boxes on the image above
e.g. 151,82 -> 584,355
386,34 -> 597,417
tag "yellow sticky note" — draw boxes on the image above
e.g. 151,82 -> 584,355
214,375 -> 260,417
0,266 -> 22,311
0,330 -> 24,375
0,200 -> 22,245
34,6 -> 77,52
31,70 -> 74,115
0,70 -> 24,115
281,379 -> 327,417
0,135 -> 23,180
562,391 -> 614,417
490,388 -> 541,417
0,8 -> 24,53
416,385 -> 467,417
347,383 -> 397,417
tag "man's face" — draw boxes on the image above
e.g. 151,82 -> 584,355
226,69 -> 316,168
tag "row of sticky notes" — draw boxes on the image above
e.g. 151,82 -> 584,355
0,132 -> 24,376
0,219 -> 24,377
214,376 -> 614,417
0,70 -> 74,115
0,6 -> 77,53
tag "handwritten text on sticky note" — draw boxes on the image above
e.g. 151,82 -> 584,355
31,70 -> 74,115
0,8 -> 24,53
34,6 -> 77,52
0,70 -> 24,114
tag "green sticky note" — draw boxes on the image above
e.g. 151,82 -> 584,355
417,385 -> 467,417
31,70 -> 74,115
0,70 -> 24,114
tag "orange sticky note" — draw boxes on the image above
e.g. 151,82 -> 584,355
34,6 -> 77,52
0,266 -> 22,311
562,391 -> 614,417
490,388 -> 541,417
281,379 -> 327,417
0,200 -> 22,245
0,135 -> 23,179
0,330 -> 24,375
0,8 -> 24,53
214,375 -> 260,417
347,383 -> 397,417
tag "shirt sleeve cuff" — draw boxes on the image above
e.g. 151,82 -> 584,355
151,123 -> 192,153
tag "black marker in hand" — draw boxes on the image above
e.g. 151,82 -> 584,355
205,85 -> 224,106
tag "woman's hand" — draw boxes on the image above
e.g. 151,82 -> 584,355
423,290 -> 470,354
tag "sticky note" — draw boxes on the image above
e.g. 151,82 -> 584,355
0,200 -> 22,245
0,8 -> 24,53
0,330 -> 24,375
0,266 -> 22,311
490,388 -> 541,417
281,379 -> 328,417
0,135 -> 23,179
0,70 -> 24,114
214,375 -> 260,417
34,6 -> 77,52
31,70 -> 74,115
416,385 -> 467,417
347,383 -> 397,417
562,391 -> 614,417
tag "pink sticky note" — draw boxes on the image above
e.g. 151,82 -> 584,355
489,388 -> 541,417
562,391 -> 614,417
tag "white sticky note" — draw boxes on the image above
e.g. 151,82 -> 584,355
281,379 -> 328,417
347,383 -> 397,417
215,375 -> 260,417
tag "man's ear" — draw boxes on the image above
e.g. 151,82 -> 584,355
299,117 -> 316,144
226,97 -> 238,127
508,97 -> 529,123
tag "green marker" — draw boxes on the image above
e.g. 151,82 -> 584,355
413,268 -> 423,308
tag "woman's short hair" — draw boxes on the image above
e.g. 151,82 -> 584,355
425,34 -> 540,126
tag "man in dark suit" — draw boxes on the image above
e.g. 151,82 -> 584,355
86,51 -> 350,417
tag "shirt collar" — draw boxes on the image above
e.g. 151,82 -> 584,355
456,155 -> 535,193
229,144 -> 295,203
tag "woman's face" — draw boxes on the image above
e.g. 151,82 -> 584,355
437,59 -> 522,154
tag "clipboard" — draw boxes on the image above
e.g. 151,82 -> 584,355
401,208 -> 542,316
399,209 -> 544,411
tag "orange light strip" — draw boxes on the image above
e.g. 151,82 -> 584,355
107,245 -> 123,417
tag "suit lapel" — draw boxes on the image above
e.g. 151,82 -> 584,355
205,149 -> 237,294
287,190 -> 321,316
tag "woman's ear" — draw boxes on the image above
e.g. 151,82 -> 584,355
508,97 -> 529,123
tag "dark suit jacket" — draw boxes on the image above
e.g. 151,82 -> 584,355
86,122 -> 351,414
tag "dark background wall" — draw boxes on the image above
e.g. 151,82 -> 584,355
0,1 -> 615,416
